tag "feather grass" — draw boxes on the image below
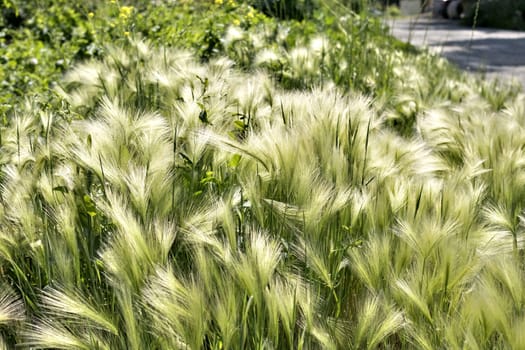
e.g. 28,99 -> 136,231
2,33 -> 525,349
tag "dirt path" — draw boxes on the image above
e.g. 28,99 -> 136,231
386,15 -> 525,88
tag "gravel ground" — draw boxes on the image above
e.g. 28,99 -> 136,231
386,9 -> 525,88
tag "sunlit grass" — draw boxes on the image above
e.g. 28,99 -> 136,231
1,0 -> 525,348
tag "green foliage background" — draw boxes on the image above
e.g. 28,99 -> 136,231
462,0 -> 525,30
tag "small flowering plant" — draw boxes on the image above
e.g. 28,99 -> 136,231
118,5 -> 134,21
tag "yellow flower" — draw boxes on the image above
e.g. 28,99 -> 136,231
232,19 -> 240,26
215,0 -> 223,4
246,9 -> 255,19
110,0 -> 116,3
88,12 -> 94,18
119,6 -> 134,20
227,0 -> 235,6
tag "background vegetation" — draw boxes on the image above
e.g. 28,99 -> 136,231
0,0 -> 524,349
462,0 -> 525,30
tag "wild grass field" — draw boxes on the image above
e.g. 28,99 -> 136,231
1,0 -> 525,349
